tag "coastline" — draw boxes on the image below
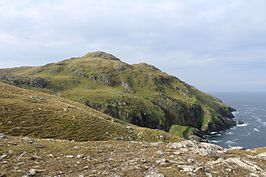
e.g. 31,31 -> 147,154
204,92 -> 266,149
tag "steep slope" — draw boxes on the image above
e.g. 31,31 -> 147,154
0,82 -> 180,142
0,51 -> 236,137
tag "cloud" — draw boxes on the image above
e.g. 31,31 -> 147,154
0,0 -> 266,91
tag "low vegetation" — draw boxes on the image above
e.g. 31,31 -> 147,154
0,51 -> 236,137
169,125 -> 196,139
0,135 -> 265,177
0,82 -> 180,142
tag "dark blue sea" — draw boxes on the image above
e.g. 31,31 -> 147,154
207,92 -> 266,149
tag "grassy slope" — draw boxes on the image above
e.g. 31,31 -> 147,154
0,51 -> 235,134
169,125 -> 196,139
0,82 -> 181,142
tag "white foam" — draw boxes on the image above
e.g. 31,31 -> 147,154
210,140 -> 222,143
232,111 -> 239,117
237,123 -> 248,127
253,128 -> 261,132
210,132 -> 218,135
256,117 -> 263,123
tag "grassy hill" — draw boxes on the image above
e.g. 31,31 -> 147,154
0,82 -> 180,142
0,51 -> 236,137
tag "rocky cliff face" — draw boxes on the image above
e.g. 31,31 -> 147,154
0,51 -> 236,137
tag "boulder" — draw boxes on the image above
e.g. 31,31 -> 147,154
144,168 -> 164,177
23,137 -> 35,144
225,158 -> 263,173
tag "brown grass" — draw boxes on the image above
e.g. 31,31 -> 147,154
0,82 -> 181,142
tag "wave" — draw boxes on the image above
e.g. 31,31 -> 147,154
237,123 -> 248,127
253,128 -> 261,132
250,115 -> 260,119
226,141 -> 237,145
209,140 -> 222,143
210,132 -> 218,135
232,111 -> 239,117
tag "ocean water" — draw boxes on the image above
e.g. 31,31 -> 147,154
206,92 -> 266,149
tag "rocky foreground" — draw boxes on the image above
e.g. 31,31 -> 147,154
0,134 -> 265,177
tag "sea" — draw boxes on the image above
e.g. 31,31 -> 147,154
206,92 -> 266,149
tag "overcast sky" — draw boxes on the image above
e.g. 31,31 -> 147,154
0,0 -> 266,92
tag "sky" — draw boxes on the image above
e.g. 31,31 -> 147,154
0,0 -> 266,92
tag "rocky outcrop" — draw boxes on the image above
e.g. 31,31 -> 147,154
1,135 -> 265,177
0,75 -> 49,88
207,117 -> 236,132
152,95 -> 204,130
86,96 -> 166,130
219,106 -> 236,119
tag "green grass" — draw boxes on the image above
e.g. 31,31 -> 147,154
169,125 -> 196,138
0,82 -> 181,142
0,51 -> 235,134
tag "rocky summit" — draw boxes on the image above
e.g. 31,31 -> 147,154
0,51 -> 236,139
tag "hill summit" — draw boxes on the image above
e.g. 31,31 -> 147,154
0,51 -> 236,138
82,51 -> 121,61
